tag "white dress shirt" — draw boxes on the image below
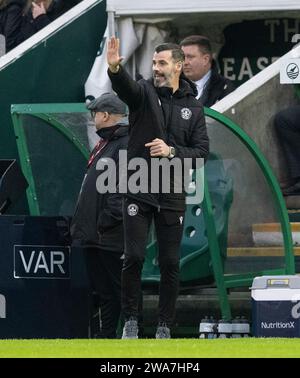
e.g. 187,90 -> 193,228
194,70 -> 212,100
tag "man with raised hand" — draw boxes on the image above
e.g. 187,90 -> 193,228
107,36 -> 209,339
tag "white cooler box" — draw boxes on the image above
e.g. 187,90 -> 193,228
251,275 -> 300,337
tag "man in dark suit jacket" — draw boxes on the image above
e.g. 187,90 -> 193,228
0,0 -> 24,52
180,35 -> 235,107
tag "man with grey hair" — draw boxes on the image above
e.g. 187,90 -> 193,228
71,92 -> 129,339
107,37 -> 209,339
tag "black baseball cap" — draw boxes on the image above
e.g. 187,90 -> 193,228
87,92 -> 127,115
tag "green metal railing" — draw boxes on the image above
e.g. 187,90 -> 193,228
205,107 -> 295,277
11,104 -> 90,215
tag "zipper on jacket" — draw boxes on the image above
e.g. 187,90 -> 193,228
166,94 -> 173,139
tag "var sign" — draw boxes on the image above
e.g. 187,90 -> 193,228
14,245 -> 70,279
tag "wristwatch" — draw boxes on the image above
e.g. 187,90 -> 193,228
168,146 -> 176,158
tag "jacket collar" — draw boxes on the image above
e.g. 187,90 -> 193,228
148,75 -> 197,98
96,124 -> 128,141
209,59 -> 223,85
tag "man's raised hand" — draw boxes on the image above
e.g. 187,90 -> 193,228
107,37 -> 124,73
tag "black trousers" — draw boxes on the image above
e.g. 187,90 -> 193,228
274,105 -> 300,180
122,198 -> 184,327
85,247 -> 123,338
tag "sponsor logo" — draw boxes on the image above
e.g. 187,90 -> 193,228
127,204 -> 139,216
181,107 -> 192,120
286,63 -> 299,79
291,301 -> 300,319
0,294 -> 6,319
14,245 -> 70,279
261,321 -> 295,329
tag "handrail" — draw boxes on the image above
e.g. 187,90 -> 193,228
204,107 -> 295,274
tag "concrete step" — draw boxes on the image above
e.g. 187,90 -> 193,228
226,246 -> 300,274
225,250 -> 300,274
227,246 -> 300,256
285,195 -> 300,210
252,222 -> 300,246
288,209 -> 300,222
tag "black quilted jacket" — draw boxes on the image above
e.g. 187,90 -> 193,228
108,65 -> 209,210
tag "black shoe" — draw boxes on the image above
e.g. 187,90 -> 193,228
282,180 -> 300,196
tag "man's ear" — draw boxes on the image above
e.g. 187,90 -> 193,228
176,61 -> 183,73
204,54 -> 211,66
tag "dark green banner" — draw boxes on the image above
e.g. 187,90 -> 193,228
219,18 -> 300,86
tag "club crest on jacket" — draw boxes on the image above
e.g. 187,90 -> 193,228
181,108 -> 192,120
127,203 -> 139,216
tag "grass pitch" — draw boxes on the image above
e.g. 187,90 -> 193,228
0,338 -> 300,358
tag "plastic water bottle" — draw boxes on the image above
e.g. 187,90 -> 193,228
209,316 -> 218,339
218,318 -> 232,338
199,316 -> 211,338
231,317 -> 242,338
240,316 -> 251,337
231,316 -> 251,337
199,316 -> 217,339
